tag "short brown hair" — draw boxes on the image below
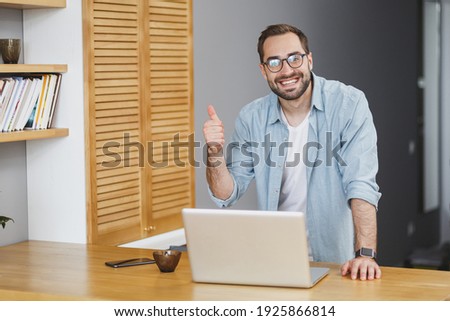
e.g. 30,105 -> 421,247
257,24 -> 310,63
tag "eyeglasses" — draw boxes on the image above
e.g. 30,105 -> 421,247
263,53 -> 307,73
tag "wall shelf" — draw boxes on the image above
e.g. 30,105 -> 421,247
0,128 -> 69,142
0,64 -> 67,74
0,0 -> 66,9
1,65 -> 69,142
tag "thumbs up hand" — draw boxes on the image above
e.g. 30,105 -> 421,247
203,105 -> 225,155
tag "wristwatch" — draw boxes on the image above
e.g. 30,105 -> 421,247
355,247 -> 377,259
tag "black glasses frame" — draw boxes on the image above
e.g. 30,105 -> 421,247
263,53 -> 308,73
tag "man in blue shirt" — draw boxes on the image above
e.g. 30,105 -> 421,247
203,24 -> 382,281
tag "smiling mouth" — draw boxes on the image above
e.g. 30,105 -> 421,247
280,78 -> 298,86
277,76 -> 300,88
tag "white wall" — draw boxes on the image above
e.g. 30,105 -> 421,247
440,0 -> 450,243
0,8 -> 27,246
23,1 -> 86,243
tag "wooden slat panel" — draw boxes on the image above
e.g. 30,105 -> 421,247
94,18 -> 138,28
95,94 -> 139,103
97,179 -> 140,195
152,191 -> 190,205
149,21 -> 187,30
148,35 -> 186,43
94,3 -> 138,13
95,101 -> 139,110
152,183 -> 189,197
94,64 -> 139,72
150,1 -> 187,10
95,129 -> 140,141
150,132 -> 189,141
86,0 -> 193,245
152,199 -> 190,214
94,14 -> 137,24
96,114 -> 140,126
152,69 -> 189,79
87,0 -> 143,244
97,186 -> 140,202
149,152 -> 190,166
151,111 -> 188,119
96,149 -> 141,162
152,176 -> 190,190
151,14 -> 187,23
94,26 -> 138,36
98,211 -> 140,227
98,214 -> 140,233
97,200 -> 140,216
152,205 -> 189,220
95,71 -> 139,80
95,165 -> 139,179
98,193 -> 141,209
97,172 -> 140,187
150,42 -> 187,50
95,133 -> 140,148
150,97 -> 188,106
149,8 -> 186,17
96,107 -> 139,118
151,117 -> 188,127
96,157 -> 142,171
95,0 -> 138,5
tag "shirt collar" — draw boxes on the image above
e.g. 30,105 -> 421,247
310,72 -> 324,112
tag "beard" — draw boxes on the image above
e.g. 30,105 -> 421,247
267,69 -> 312,101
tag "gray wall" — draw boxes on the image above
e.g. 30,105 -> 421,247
441,0 -> 450,243
0,8 -> 24,64
0,8 -> 27,246
193,0 -> 310,210
193,0 -> 424,266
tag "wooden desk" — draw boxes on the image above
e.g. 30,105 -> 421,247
0,241 -> 449,300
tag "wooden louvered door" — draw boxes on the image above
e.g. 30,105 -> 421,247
148,0 -> 195,238
84,0 -> 194,245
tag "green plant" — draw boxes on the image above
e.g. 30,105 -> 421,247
0,216 -> 14,229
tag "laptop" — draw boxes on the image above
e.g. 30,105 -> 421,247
182,208 -> 329,288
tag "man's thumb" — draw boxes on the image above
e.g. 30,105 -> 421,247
207,105 -> 221,121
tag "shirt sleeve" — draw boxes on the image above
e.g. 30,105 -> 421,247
338,91 -> 382,208
208,109 -> 256,208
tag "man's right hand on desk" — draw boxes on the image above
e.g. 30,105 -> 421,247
341,257 -> 382,281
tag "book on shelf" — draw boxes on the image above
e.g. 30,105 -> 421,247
46,74 -> 62,129
0,74 -> 63,132
0,77 -> 26,131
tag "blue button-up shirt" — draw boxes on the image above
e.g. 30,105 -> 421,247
209,74 -> 381,263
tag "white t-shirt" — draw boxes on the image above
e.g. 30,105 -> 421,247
278,110 -> 312,259
278,111 -> 309,213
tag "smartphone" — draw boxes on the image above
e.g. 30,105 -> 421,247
105,258 -> 155,268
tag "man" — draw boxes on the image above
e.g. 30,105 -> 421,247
203,24 -> 382,281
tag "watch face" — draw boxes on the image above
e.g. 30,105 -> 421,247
360,248 -> 374,257
357,247 -> 377,259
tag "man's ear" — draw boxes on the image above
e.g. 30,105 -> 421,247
259,64 -> 268,80
308,52 -> 313,71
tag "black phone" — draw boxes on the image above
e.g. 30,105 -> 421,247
105,258 -> 155,268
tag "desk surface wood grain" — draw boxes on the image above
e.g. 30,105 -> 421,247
0,241 -> 449,301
